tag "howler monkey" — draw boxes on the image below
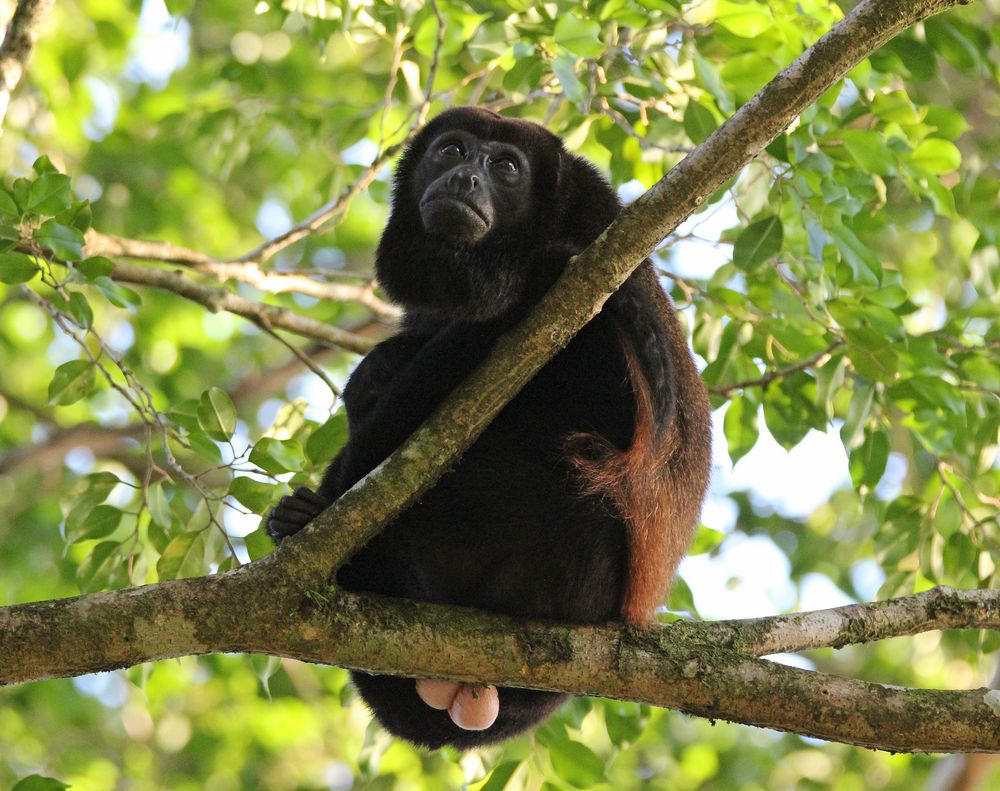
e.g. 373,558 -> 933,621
267,107 -> 712,749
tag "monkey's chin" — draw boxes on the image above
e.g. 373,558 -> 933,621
420,197 -> 490,244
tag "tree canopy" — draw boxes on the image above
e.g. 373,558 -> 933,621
1,0 -> 999,789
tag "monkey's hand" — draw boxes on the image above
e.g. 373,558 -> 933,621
266,486 -> 329,543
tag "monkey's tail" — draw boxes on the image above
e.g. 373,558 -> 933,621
567,295 -> 711,623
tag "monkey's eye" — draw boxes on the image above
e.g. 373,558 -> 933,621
439,142 -> 465,158
489,156 -> 518,173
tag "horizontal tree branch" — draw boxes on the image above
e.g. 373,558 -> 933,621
108,260 -> 377,354
674,586 -> 1000,656
0,423 -> 143,475
2,573 -> 998,753
85,231 -> 401,320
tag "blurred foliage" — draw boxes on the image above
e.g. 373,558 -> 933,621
1,0 -> 999,788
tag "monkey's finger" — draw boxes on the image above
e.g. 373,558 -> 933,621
416,678 -> 461,710
266,517 -> 310,537
448,685 -> 499,731
291,486 -> 327,508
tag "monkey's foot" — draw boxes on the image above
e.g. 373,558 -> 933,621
415,679 -> 499,731
266,486 -> 328,542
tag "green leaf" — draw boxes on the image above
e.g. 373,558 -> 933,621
732,216 -> 783,271
229,476 -> 277,513
66,290 -> 94,328
157,531 -> 208,580
25,173 -> 72,215
683,100 -> 717,144
467,23 -> 510,63
48,359 -> 96,405
470,760 -> 521,791
34,219 -> 85,261
77,541 -> 125,593
723,396 -> 758,463
12,775 -> 71,791
840,381 -> 875,451
163,0 -> 195,14
147,481 -> 173,528
244,527 -> 274,561
850,429 -> 889,489
841,129 -> 895,176
63,200 -> 93,233
547,738 -> 606,788
554,15 -> 604,58
689,525 -> 725,555
0,188 -> 19,217
305,411 -> 348,464
830,226 -> 881,286
692,50 -> 733,113
250,437 -> 303,474
715,0 -> 772,37
0,251 -> 39,284
762,375 -> 816,449
77,256 -> 116,280
551,54 -> 586,107
911,139 -> 961,174
12,177 -> 30,212
32,155 -> 59,175
197,386 -> 238,442
91,275 -> 142,308
603,701 -> 646,747
67,504 -> 123,543
886,37 -> 937,80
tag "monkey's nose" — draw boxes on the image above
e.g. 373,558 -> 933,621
447,168 -> 479,194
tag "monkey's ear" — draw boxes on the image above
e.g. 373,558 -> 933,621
552,152 -> 621,249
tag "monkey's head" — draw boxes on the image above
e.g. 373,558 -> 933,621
375,107 -> 621,322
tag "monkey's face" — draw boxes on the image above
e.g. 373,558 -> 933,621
415,130 -> 533,245
375,108 -> 574,322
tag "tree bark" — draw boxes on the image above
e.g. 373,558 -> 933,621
3,576 -> 999,753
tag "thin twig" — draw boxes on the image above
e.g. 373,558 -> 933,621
709,340 -> 845,397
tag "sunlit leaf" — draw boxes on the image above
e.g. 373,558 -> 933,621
0,251 -> 39,284
47,359 -> 96,405
198,386 -> 238,442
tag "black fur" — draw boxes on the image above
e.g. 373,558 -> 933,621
267,107 -> 711,749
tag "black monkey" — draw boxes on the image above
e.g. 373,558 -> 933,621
267,107 -> 712,749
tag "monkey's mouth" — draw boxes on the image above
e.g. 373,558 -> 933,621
419,195 -> 489,232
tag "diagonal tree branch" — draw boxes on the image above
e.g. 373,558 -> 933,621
0,0 -> 54,126
280,0 -> 974,580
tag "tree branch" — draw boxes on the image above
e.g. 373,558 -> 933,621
3,576 -> 999,753
107,260 -> 377,354
85,230 -> 402,321
708,341 -> 845,397
0,0 -> 54,126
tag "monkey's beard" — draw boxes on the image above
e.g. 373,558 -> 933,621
376,224 -> 551,323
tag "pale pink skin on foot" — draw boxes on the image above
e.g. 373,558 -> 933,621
415,678 -> 460,710
415,679 -> 500,730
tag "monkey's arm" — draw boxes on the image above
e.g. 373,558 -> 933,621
266,320 -> 499,541
323,320 -> 500,498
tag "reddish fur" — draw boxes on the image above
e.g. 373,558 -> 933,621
569,286 -> 711,623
